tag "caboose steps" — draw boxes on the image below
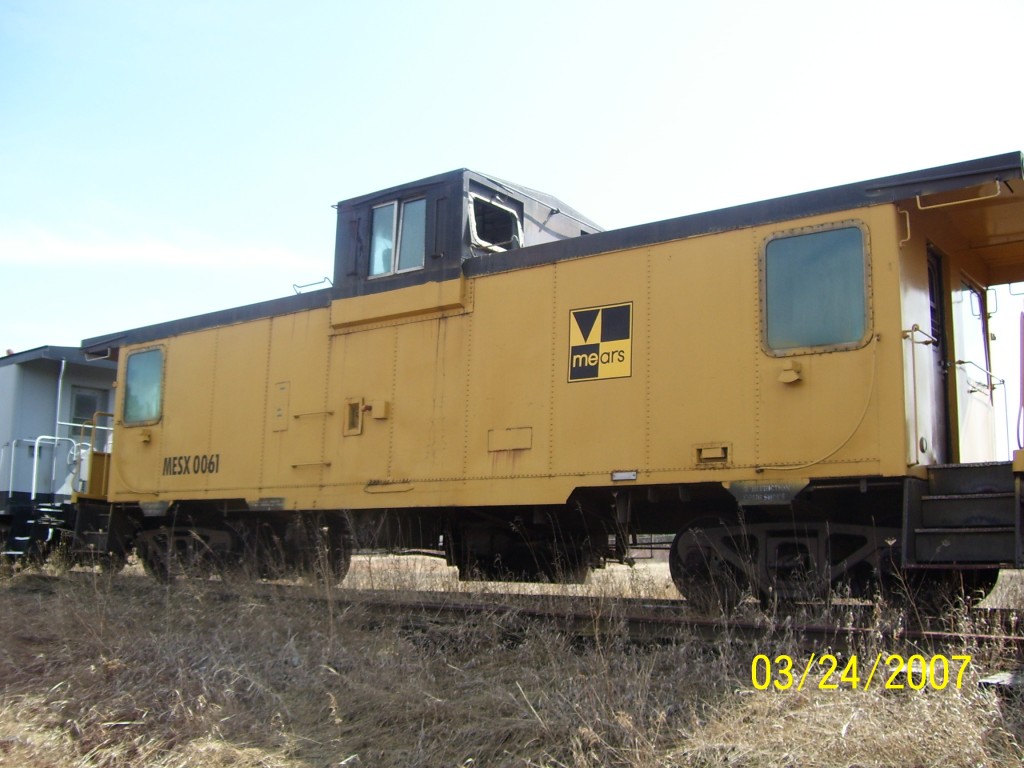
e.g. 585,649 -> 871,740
906,462 -> 1022,568
920,493 -> 1016,528
926,462 -> 1014,496
913,526 -> 1016,565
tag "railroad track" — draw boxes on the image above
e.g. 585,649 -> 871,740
325,589 -> 1024,654
7,569 -> 1024,659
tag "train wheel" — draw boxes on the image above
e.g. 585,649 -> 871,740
669,519 -> 749,615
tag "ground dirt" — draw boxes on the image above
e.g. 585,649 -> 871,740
1,558 -> 1023,767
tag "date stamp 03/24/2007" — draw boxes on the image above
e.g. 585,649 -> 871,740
751,653 -> 972,692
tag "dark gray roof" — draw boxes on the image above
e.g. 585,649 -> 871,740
334,168 -> 602,231
0,345 -> 117,370
472,171 -> 604,233
82,289 -> 332,355
80,152 -> 1024,352
465,151 -> 1024,276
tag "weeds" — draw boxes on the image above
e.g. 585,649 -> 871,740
0,562 -> 1022,767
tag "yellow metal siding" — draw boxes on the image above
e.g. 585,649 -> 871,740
327,326 -> 396,490
549,255 -> 647,476
464,268 -> 557,481
207,322 -> 270,494
264,310 -> 331,491
645,232 -> 759,474
109,204 -> 913,509
158,333 -> 214,494
389,318 -> 470,483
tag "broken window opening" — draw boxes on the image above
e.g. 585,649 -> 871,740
469,196 -> 521,252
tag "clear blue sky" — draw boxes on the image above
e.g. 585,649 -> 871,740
2,0 -> 1023,356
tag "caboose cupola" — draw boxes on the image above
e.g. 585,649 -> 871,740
330,169 -> 601,301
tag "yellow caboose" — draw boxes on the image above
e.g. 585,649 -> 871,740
77,155 -> 1024,604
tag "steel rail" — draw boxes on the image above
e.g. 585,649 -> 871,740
7,572 -> 1022,656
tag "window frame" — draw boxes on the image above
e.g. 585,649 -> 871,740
468,194 -> 523,253
70,385 -> 108,426
122,346 -> 166,426
368,197 -> 427,278
759,219 -> 873,357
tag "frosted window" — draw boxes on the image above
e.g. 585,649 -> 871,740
124,348 -> 164,424
765,227 -> 866,350
954,283 -> 987,366
71,386 -> 106,425
397,198 -> 426,271
369,199 -> 426,276
370,203 -> 396,276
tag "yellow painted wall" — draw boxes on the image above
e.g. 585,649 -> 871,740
109,203 -> 916,510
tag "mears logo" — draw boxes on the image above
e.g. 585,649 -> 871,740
568,302 -> 632,382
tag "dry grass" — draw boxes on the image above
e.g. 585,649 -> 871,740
0,559 -> 1022,767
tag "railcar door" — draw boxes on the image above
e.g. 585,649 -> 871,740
952,277 -> 997,462
755,219 -> 880,470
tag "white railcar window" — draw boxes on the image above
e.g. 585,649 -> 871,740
71,386 -> 106,425
764,224 -> 868,352
397,198 -> 426,271
123,348 -> 164,425
369,202 -> 397,276
369,199 -> 426,276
